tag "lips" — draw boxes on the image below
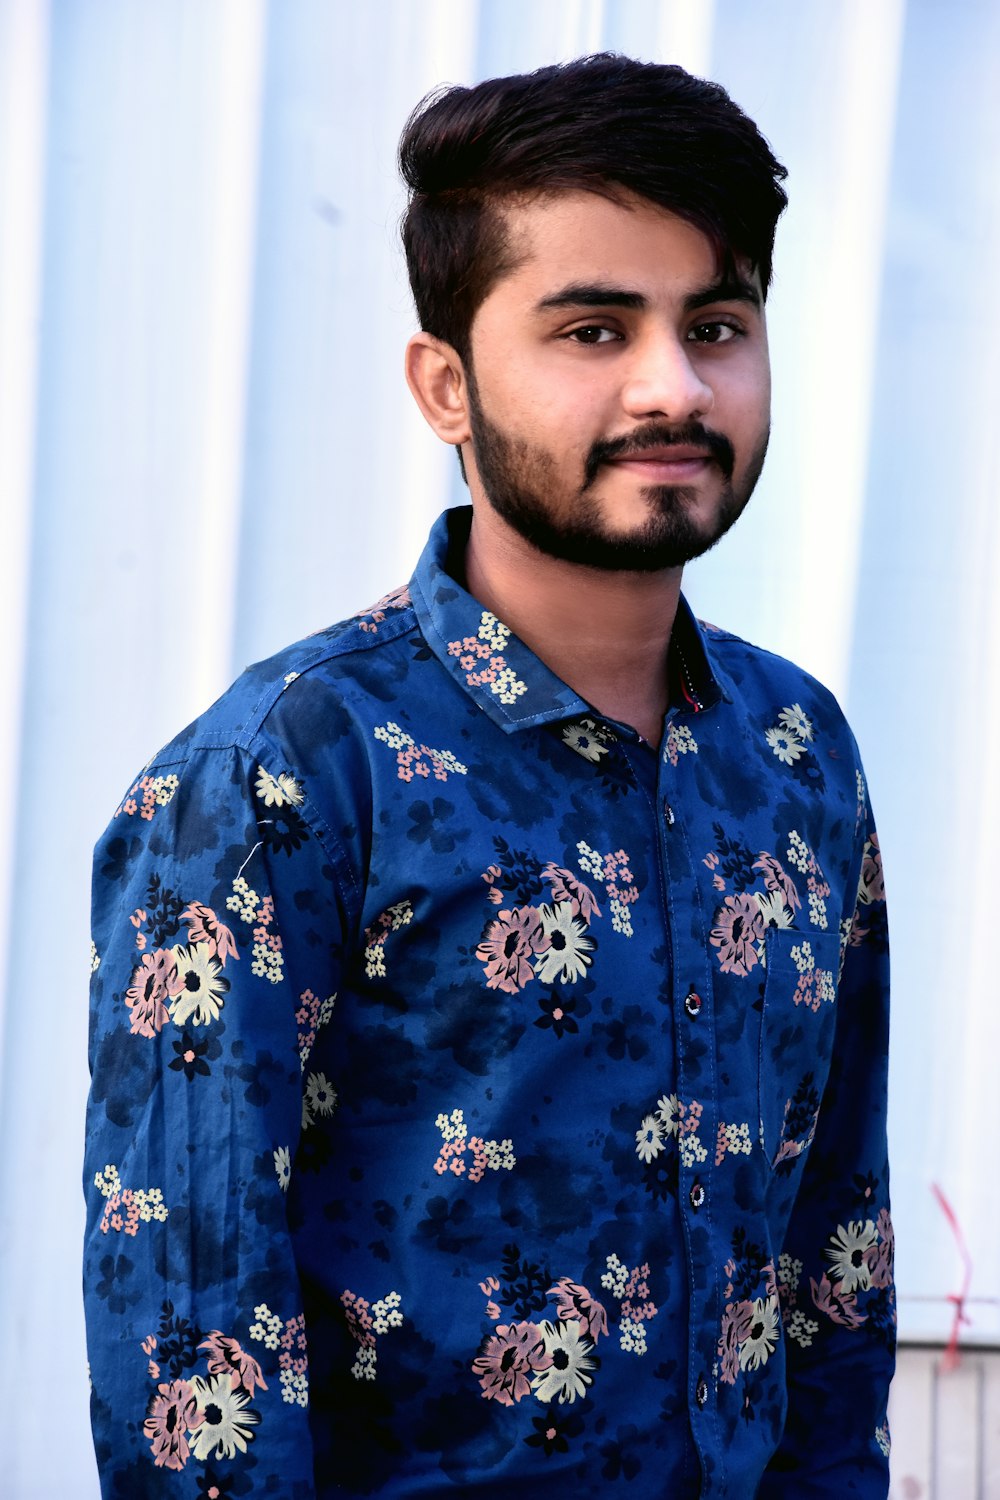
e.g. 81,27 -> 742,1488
610,445 -> 711,464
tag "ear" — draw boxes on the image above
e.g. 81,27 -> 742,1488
404,332 -> 472,446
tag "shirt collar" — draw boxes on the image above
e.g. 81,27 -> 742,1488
409,506 -> 725,735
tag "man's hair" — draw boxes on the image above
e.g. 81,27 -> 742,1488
399,53 -> 788,360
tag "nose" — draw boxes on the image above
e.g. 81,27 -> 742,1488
619,331 -> 714,423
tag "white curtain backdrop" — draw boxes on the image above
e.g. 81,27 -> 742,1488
0,1 -> 997,1494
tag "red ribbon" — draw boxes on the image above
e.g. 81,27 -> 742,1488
931,1181 -> 973,1371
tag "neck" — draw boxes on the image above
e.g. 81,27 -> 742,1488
463,504 -> 683,745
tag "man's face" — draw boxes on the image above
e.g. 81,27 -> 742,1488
462,190 -> 772,571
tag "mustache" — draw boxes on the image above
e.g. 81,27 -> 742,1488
584,421 -> 735,487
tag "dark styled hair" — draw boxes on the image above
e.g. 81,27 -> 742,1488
399,54 -> 788,359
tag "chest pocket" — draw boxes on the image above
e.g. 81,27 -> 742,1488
758,927 -> 842,1171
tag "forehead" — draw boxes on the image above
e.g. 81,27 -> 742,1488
492,188 -> 729,301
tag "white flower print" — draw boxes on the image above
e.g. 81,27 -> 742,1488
778,703 -> 813,742
481,1138 -> 516,1172
635,1114 -> 665,1163
808,890 -> 829,930
765,726 -> 804,764
619,1317 -> 648,1355
435,1108 -> 468,1143
187,1372 -> 260,1459
778,1253 -> 803,1294
302,1084 -> 334,1133
249,1304 -> 282,1351
825,1220 -> 878,1293
679,1133 -> 708,1168
168,944 -> 230,1026
533,902 -> 595,984
656,1094 -> 682,1138
786,830 -> 810,873
562,719 -> 612,763
255,766 -> 304,807
787,1309 -> 819,1349
304,1072 -> 337,1119
755,890 -> 794,928
531,1318 -> 598,1404
371,1292 -> 404,1335
739,1294 -> 779,1371
273,1146 -> 291,1192
789,940 -> 814,975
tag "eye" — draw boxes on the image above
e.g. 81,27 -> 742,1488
565,324 -> 622,346
687,321 -> 740,345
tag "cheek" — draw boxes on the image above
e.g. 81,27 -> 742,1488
717,357 -> 770,438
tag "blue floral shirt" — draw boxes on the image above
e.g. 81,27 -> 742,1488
85,506 -> 894,1498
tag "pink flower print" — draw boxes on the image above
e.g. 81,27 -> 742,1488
182,904 -> 239,965
793,972 -> 817,1011
143,1378 -> 202,1470
121,1188 -> 140,1237
752,852 -> 801,913
479,1276 -> 502,1320
199,1331 -> 268,1398
717,1299 -> 753,1385
341,1290 -> 375,1348
466,1136 -> 490,1183
869,1208 -> 894,1291
860,834 -> 885,904
810,1272 -> 866,1329
356,584 -> 411,633
125,949 -> 178,1037
621,1264 -> 657,1325
710,894 -> 764,976
471,1322 -> 552,1406
547,1278 -> 610,1343
541,864 -> 601,922
476,907 -> 544,993
604,850 -> 638,906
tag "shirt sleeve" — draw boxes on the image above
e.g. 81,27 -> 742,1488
759,786 -> 894,1497
84,741 -> 351,1497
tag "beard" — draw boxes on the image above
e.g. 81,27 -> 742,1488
466,376 -> 769,573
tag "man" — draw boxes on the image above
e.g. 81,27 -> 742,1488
85,54 -> 894,1498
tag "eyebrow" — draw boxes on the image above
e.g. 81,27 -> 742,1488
534,276 -> 762,315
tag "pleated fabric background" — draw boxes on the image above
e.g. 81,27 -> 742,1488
0,1 -> 997,1493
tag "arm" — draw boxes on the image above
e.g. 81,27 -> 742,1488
84,742 -> 348,1496
760,800 -> 894,1497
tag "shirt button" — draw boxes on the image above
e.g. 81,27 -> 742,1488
696,1376 -> 709,1408
662,799 -> 675,826
684,988 -> 703,1018
689,1180 -> 705,1210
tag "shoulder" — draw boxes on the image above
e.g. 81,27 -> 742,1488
698,621 -> 868,807
703,621 -> 855,735
138,585 -> 419,777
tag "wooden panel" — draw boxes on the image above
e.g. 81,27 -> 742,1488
889,1347 -> 1000,1500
